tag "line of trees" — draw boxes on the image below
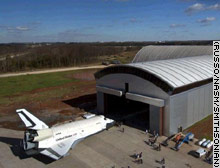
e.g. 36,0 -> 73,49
0,40 -> 213,73
0,44 -> 30,57
0,44 -> 137,72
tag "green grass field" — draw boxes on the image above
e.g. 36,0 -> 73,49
0,69 -> 98,106
0,71 -> 78,97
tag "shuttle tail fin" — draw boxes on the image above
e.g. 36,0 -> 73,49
16,109 -> 48,130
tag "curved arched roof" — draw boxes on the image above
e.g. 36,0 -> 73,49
132,45 -> 212,63
95,55 -> 212,95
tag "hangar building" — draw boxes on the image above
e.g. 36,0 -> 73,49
94,46 -> 213,136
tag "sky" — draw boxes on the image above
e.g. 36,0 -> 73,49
0,0 -> 220,43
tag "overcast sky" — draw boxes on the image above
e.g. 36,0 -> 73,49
0,0 -> 219,43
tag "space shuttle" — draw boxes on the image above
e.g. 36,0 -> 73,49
16,109 -> 115,160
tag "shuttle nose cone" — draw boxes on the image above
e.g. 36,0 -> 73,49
106,120 -> 116,130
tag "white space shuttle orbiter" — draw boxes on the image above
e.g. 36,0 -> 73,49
16,109 -> 115,160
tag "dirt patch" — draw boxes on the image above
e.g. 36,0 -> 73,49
0,95 -> 97,131
184,115 -> 213,140
58,109 -> 76,116
0,121 -> 24,130
0,71 -> 98,130
72,69 -> 97,81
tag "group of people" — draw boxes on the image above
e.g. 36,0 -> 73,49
160,158 -> 166,168
146,129 -> 159,138
146,129 -> 160,147
156,143 -> 161,151
146,129 -> 166,167
146,129 -> 161,151
114,126 -> 166,167
134,152 -> 143,164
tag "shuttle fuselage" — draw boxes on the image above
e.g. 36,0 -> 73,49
17,109 -> 114,160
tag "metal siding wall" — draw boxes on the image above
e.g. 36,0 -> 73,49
169,83 -> 212,135
97,74 -> 169,100
193,89 -> 200,122
97,92 -> 105,114
199,88 -> 205,120
149,105 -> 161,134
170,93 -> 188,134
187,91 -> 194,126
208,84 -> 213,114
163,99 -> 170,136
204,87 -> 209,116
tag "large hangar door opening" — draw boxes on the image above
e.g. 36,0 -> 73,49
104,94 -> 150,130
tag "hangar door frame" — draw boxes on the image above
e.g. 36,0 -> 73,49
96,85 -> 165,135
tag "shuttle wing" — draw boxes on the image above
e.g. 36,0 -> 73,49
16,109 -> 48,130
40,138 -> 76,160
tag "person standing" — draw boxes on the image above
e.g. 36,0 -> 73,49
139,152 -> 142,158
145,129 -> 148,135
158,143 -> 161,151
161,158 -> 165,165
122,127 -> 124,133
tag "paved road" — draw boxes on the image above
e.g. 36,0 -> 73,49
0,65 -> 108,78
0,126 -> 212,168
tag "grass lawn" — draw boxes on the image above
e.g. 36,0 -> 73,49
0,71 -> 78,97
0,69 -> 97,106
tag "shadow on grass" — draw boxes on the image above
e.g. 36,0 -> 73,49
63,93 -> 97,113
